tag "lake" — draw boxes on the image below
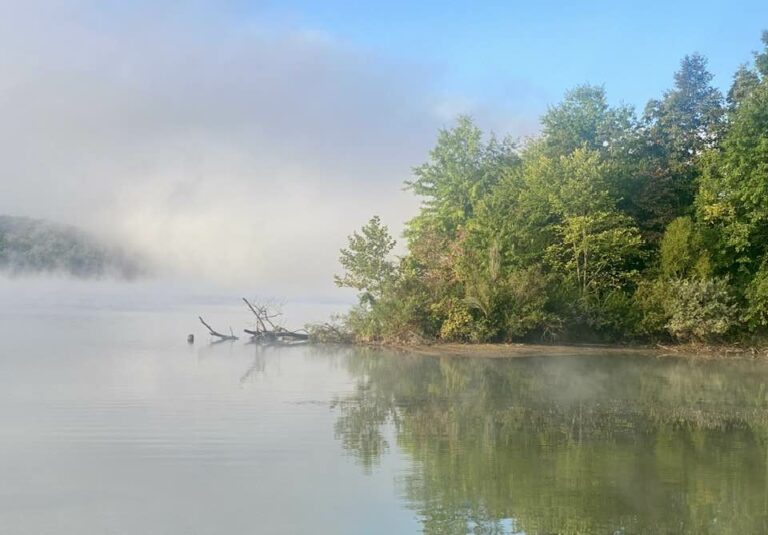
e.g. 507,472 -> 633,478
2,284 -> 768,534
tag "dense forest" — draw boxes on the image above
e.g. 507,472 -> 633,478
333,32 -> 768,345
0,215 -> 144,279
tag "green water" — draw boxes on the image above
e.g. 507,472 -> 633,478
336,350 -> 768,534
1,297 -> 767,534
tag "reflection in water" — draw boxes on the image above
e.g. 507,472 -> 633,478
4,298 -> 768,534
333,350 -> 768,534
239,343 -> 268,384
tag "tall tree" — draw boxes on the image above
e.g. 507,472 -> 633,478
727,65 -> 761,110
622,55 -> 725,242
644,54 -> 725,164
697,81 -> 768,280
541,85 -> 635,158
755,30 -> 768,78
405,116 -> 518,240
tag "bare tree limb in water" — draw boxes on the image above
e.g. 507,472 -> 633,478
242,298 -> 309,342
198,316 -> 239,341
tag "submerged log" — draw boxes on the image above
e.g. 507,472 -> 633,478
243,328 -> 308,341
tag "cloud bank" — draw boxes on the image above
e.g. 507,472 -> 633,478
0,1 -> 537,298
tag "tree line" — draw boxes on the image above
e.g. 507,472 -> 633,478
333,32 -> 768,345
0,215 -> 144,279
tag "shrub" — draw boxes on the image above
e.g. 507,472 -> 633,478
744,263 -> 768,330
439,300 -> 475,341
633,279 -> 670,338
665,278 -> 737,342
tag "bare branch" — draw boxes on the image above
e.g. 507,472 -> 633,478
199,316 -> 239,341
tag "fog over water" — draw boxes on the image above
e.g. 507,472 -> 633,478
0,1 -> 539,297
0,277 -> 346,331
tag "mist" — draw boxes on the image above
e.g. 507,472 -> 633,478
0,1 -> 539,299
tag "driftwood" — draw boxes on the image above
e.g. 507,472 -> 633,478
195,300 -> 307,346
243,328 -> 309,341
199,316 -> 239,341
242,298 -> 309,343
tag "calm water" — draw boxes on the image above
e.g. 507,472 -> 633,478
2,289 -> 768,534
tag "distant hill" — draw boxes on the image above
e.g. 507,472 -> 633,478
0,215 -> 145,279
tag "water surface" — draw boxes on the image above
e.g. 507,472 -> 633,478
2,291 -> 768,534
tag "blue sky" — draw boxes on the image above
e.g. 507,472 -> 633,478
247,0 -> 768,112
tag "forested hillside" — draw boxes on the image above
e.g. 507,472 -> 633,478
0,215 -> 144,279
334,32 -> 768,345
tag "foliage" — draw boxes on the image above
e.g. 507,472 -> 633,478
541,85 -> 635,156
306,315 -> 355,344
0,215 -> 144,279
659,216 -> 711,279
697,80 -> 768,282
618,55 -> 726,243
629,279 -> 668,337
643,54 -> 724,167
333,31 -> 768,346
546,211 -> 644,296
334,215 -> 397,304
727,64 -> 761,110
437,299 -> 475,341
744,263 -> 768,330
405,116 -> 518,239
664,278 -> 737,342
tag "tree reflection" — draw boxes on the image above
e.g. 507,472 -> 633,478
333,350 -> 768,534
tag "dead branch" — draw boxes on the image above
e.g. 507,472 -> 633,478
199,316 -> 239,341
241,298 -> 308,343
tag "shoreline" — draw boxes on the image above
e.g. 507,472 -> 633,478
366,341 -> 768,360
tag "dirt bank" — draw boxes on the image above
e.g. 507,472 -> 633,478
379,342 -> 767,360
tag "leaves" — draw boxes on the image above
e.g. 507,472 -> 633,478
334,215 -> 397,303
334,31 -> 768,343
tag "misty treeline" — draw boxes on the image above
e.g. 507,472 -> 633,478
0,215 -> 143,279
333,32 -> 768,345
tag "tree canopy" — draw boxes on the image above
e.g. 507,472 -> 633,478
336,31 -> 768,345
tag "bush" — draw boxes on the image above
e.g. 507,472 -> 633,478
665,278 -> 737,342
633,279 -> 670,338
306,315 -> 354,344
744,263 -> 768,330
438,300 -> 476,341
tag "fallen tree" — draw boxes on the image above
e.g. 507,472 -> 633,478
242,298 -> 309,343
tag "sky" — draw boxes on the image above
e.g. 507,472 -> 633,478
0,0 -> 766,299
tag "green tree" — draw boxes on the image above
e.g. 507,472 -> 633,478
755,30 -> 768,77
625,54 -> 725,241
405,116 -> 518,239
659,216 -> 711,279
541,85 -> 636,157
644,54 -> 725,165
697,80 -> 768,280
334,216 -> 397,304
547,211 -> 644,297
727,64 -> 761,110
332,31 -> 768,345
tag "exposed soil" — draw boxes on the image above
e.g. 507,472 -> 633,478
378,342 -> 768,360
